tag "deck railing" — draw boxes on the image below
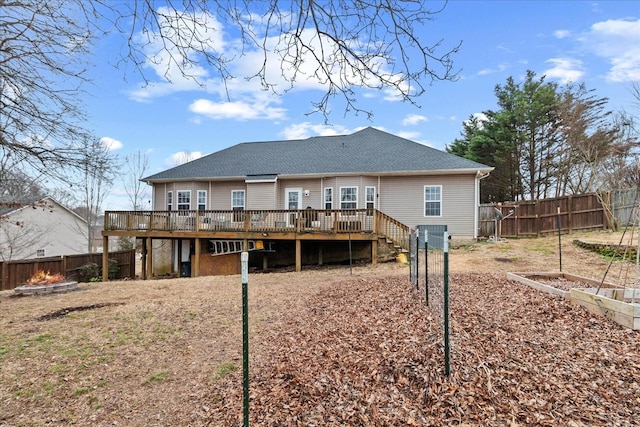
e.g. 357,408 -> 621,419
375,210 -> 410,251
105,209 -> 381,234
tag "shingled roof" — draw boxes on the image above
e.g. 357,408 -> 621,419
143,127 -> 492,182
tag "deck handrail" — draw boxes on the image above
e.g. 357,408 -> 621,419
374,210 -> 410,252
105,209 -> 375,233
104,208 -> 410,252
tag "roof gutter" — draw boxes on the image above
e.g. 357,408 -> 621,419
476,169 -> 492,180
143,168 -> 495,184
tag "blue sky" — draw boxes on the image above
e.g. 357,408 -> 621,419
84,1 -> 640,210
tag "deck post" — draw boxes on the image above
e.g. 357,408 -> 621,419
102,236 -> 109,282
295,239 -> 302,272
194,238 -> 200,277
371,239 -> 378,265
177,240 -> 183,276
141,238 -> 147,280
146,237 -> 153,279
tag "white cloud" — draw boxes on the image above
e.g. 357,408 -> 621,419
128,79 -> 203,103
189,98 -> 287,121
496,44 -> 513,55
126,7 -> 225,102
166,151 -> 203,167
402,114 -> 428,126
582,18 -> 640,82
381,79 -> 412,102
472,112 -> 488,122
553,29 -> 571,39
280,122 -> 352,140
478,63 -> 508,76
396,131 -> 422,140
463,112 -> 488,130
126,7 -> 404,118
543,58 -> 585,84
100,136 -> 123,151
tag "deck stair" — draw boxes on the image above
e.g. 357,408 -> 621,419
387,238 -> 409,253
374,210 -> 410,255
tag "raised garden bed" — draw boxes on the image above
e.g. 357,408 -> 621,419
571,287 -> 640,330
506,272 -> 616,299
507,271 -> 639,329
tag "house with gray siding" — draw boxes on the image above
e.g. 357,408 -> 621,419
102,127 -> 492,278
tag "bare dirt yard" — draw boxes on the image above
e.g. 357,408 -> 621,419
1,230 -> 639,426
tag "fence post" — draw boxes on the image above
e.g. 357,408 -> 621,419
535,200 -> 540,238
424,229 -> 429,305
415,230 -> 419,291
443,231 -> 450,377
557,206 -> 563,272
567,195 -> 573,233
1,262 -> 5,291
241,251 -> 250,427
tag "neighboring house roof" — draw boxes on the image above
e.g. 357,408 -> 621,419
143,127 -> 492,182
0,195 -> 42,216
0,196 -> 88,224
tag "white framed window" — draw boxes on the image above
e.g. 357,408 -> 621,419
197,190 -> 207,211
365,186 -> 375,214
424,185 -> 442,217
167,191 -> 173,210
340,186 -> 358,210
177,190 -> 191,211
36,249 -> 45,257
232,190 -> 245,221
324,187 -> 333,210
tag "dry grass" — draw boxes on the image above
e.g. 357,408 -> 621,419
0,231 -> 638,426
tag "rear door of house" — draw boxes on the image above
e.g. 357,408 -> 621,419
285,188 -> 302,226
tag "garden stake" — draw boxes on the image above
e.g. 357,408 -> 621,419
241,251 -> 249,427
424,229 -> 429,305
557,206 -> 562,272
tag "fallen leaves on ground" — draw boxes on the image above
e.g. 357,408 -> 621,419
207,272 -> 639,426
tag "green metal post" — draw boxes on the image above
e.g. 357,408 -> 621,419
557,206 -> 562,272
443,231 -> 451,377
241,251 -> 249,426
424,229 -> 429,305
415,231 -> 419,290
408,229 -> 412,284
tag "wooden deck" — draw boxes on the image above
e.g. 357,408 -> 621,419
101,209 -> 409,279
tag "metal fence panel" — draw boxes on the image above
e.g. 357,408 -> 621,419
410,225 -> 450,375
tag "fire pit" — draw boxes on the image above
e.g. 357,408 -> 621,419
14,270 -> 78,296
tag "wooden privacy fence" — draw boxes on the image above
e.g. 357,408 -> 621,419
611,188 -> 640,227
479,193 -> 609,238
0,250 -> 136,291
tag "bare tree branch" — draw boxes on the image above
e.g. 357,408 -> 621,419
106,0 -> 460,118
122,150 -> 151,211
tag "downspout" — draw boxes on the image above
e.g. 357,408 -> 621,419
475,170 -> 491,240
377,176 -> 381,211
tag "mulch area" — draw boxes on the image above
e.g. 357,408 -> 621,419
207,272 -> 639,426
